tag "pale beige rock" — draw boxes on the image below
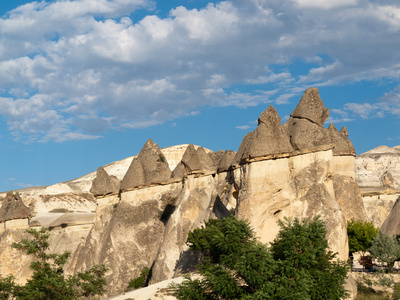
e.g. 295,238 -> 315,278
355,145 -> 400,225
235,150 -> 349,260
380,196 -> 400,236
362,194 -> 399,228
150,174 -> 226,284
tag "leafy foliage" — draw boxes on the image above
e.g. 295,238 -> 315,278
171,215 -> 349,300
368,231 -> 400,271
0,275 -> 15,300
0,227 -> 108,300
128,267 -> 151,290
347,218 -> 379,255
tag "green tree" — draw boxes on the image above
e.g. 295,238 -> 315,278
368,231 -> 400,271
171,215 -> 349,300
271,217 -> 349,300
0,275 -> 15,300
347,218 -> 379,256
0,227 -> 108,300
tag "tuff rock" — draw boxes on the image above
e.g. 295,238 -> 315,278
0,88 -> 362,299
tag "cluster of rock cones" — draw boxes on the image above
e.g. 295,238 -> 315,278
91,87 -> 355,197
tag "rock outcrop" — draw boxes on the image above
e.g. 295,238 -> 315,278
355,145 -> 400,227
0,88 -> 361,299
0,192 -> 32,232
120,139 -> 172,191
90,167 -> 120,197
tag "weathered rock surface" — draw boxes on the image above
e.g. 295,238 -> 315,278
0,88 -> 362,300
290,87 -> 330,126
90,167 -> 120,196
0,192 -> 31,224
238,106 -> 293,163
355,145 -> 400,227
234,150 -> 349,260
381,196 -> 400,236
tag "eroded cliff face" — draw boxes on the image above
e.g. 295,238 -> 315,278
0,88 -> 363,299
355,146 -> 400,228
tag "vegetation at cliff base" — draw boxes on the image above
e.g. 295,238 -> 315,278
347,218 -> 379,256
0,227 -> 108,300
171,215 -> 349,300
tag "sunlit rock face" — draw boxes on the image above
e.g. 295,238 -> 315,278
355,145 -> 400,228
0,88 -> 361,299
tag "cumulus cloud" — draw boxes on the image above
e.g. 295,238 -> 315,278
0,0 -> 400,141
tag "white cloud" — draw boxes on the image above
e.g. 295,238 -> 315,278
236,125 -> 250,130
0,0 -> 400,141
294,0 -> 357,9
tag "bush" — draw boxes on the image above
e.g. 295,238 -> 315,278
369,231 -> 400,271
128,267 -> 151,290
0,227 -> 108,300
347,218 -> 379,256
171,215 -> 349,299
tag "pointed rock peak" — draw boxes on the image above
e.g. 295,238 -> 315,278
181,144 -> 196,162
290,87 -> 330,127
120,158 -> 145,191
340,126 -> 349,137
90,166 -> 120,196
217,150 -> 236,173
328,123 -> 356,156
181,144 -> 204,174
196,147 -> 215,172
258,105 -> 281,126
0,192 -> 31,222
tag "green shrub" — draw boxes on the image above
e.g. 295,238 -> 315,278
0,227 -> 108,300
128,267 -> 151,290
171,215 -> 349,299
393,282 -> 400,299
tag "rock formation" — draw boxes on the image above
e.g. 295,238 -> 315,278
0,88 -> 361,299
90,167 -> 120,197
355,145 -> 400,227
0,192 -> 32,232
120,139 -> 172,191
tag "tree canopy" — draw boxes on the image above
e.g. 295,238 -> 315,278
347,218 -> 379,255
171,215 -> 349,300
0,227 -> 108,300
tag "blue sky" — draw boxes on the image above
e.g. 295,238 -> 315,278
1,0 -> 400,191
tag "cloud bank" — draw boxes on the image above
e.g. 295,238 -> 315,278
1,0 -> 400,142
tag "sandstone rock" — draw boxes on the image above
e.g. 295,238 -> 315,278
138,139 -> 172,183
181,144 -> 203,174
120,158 -> 145,190
171,162 -> 185,180
239,106 -> 293,163
355,145 -> 400,225
284,118 -> 334,155
328,124 -> 356,156
209,150 -> 225,169
332,175 -> 367,222
231,132 -> 252,168
90,166 -> 120,196
0,192 -> 31,223
235,150 -> 349,260
217,150 -> 236,172
121,139 -> 172,191
381,196 -> 400,236
70,184 -> 181,296
150,175 -> 226,284
290,87 -> 330,126
48,213 -> 95,230
196,147 -> 216,173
